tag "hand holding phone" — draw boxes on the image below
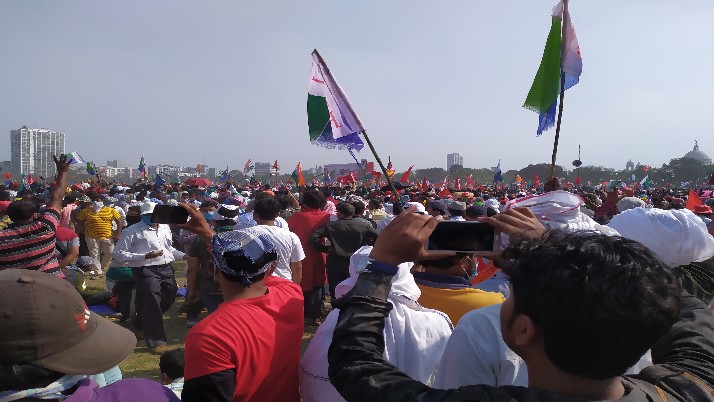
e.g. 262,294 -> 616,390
427,221 -> 497,252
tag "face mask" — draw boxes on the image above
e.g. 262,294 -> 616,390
141,215 -> 153,225
92,201 -> 104,212
203,211 -> 215,221
126,215 -> 141,226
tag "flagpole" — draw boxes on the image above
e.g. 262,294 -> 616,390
550,0 -> 569,179
360,130 -> 402,214
347,148 -> 368,177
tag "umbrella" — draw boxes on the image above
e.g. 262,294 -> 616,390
185,177 -> 213,187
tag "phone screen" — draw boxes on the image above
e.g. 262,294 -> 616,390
151,205 -> 189,224
428,221 -> 496,252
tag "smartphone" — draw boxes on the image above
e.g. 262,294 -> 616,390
151,205 -> 189,224
428,221 -> 497,252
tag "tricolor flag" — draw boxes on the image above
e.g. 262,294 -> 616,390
523,0 -> 582,135
86,162 -> 97,176
138,156 -> 146,177
307,50 -> 365,151
292,163 -> 306,187
493,160 -> 503,183
65,151 -> 86,165
640,175 -> 651,189
244,159 -> 254,175
399,165 -> 413,184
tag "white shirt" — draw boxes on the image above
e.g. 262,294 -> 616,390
249,225 -> 305,280
111,221 -> 185,267
233,211 -> 288,231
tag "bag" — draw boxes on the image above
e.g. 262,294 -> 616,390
106,266 -> 134,282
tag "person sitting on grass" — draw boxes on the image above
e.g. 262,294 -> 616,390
0,269 -> 180,402
160,349 -> 185,399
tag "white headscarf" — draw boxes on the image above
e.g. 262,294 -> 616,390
608,208 -> 714,267
300,246 -> 452,402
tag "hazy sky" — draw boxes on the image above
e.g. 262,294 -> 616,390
1,1 -> 713,173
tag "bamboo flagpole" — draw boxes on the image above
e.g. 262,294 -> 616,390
310,49 -> 402,214
549,0 -> 569,179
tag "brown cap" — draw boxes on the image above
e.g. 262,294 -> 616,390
0,270 -> 136,375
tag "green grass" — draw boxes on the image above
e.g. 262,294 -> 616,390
88,261 -> 319,380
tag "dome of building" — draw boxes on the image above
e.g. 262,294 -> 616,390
683,141 -> 712,164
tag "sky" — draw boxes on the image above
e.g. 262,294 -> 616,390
1,1 -> 713,174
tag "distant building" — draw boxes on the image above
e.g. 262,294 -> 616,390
207,167 -> 218,178
323,163 -> 361,177
447,153 -> 463,171
625,159 -> 635,171
10,126 -> 66,177
683,141 -> 712,165
101,166 -> 136,179
107,160 -> 127,168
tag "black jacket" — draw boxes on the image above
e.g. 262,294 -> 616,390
309,218 -> 378,258
328,272 -> 714,401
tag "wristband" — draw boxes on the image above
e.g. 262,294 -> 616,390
365,260 -> 399,275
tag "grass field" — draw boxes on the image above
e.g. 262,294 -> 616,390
88,260 -> 319,380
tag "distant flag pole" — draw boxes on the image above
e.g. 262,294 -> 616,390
309,49 -> 402,213
523,0 -> 582,178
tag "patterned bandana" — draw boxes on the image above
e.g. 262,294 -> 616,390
211,229 -> 278,287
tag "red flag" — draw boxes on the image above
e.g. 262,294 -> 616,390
574,176 -> 582,186
365,162 -> 375,174
686,189 -> 703,211
643,165 -> 651,172
27,174 -> 34,184
421,177 -> 428,192
273,160 -> 279,170
534,171 -> 540,188
454,177 -> 461,190
399,165 -> 413,184
466,174 -> 474,187
371,171 -> 381,183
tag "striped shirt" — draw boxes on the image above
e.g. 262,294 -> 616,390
77,207 -> 120,239
0,208 -> 61,274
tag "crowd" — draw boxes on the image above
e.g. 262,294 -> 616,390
1,154 -> 714,401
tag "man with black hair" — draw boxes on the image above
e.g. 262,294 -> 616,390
0,155 -> 70,273
160,348 -> 185,399
327,208 -> 714,401
177,204 -> 303,402
446,200 -> 467,221
310,202 -> 378,299
253,198 -> 305,284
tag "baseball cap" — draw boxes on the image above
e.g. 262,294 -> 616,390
0,270 -> 136,375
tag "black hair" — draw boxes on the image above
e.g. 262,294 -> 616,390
200,200 -> 218,209
0,190 -> 11,201
159,348 -> 185,380
337,202 -> 355,218
275,194 -> 291,210
7,197 -> 43,222
302,189 -> 325,209
350,200 -> 365,216
419,253 -> 470,269
254,191 -> 274,201
0,363 -> 63,391
502,231 -> 681,379
447,208 -> 464,217
254,198 -> 281,221
368,199 -> 382,209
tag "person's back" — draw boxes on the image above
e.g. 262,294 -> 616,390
184,276 -> 303,401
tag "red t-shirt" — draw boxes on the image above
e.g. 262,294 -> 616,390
184,276 -> 304,402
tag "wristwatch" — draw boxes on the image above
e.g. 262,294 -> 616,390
364,260 -> 399,275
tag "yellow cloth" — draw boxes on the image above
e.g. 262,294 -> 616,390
77,207 -> 120,239
0,215 -> 11,230
417,284 -> 505,325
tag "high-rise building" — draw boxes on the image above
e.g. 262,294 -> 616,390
254,162 -> 271,177
107,160 -> 127,168
447,153 -> 463,171
10,126 -> 66,177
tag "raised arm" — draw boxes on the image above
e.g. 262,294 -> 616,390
48,155 -> 71,212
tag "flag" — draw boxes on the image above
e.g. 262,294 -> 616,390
466,174 -> 474,187
493,160 -> 503,183
640,175 -> 651,189
138,156 -> 146,177
307,50 -> 365,151
454,177 -> 461,190
221,166 -> 229,182
421,177 -> 428,192
155,174 -> 166,187
371,171 -> 381,183
291,163 -> 306,186
686,189 -> 703,211
196,164 -> 201,173
365,162 -> 375,174
273,160 -> 279,170
243,159 -> 254,175
534,171 -> 541,188
65,151 -> 86,165
27,174 -> 34,184
399,165 -> 413,184
523,0 -> 582,135
643,165 -> 651,172
86,162 -> 97,176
